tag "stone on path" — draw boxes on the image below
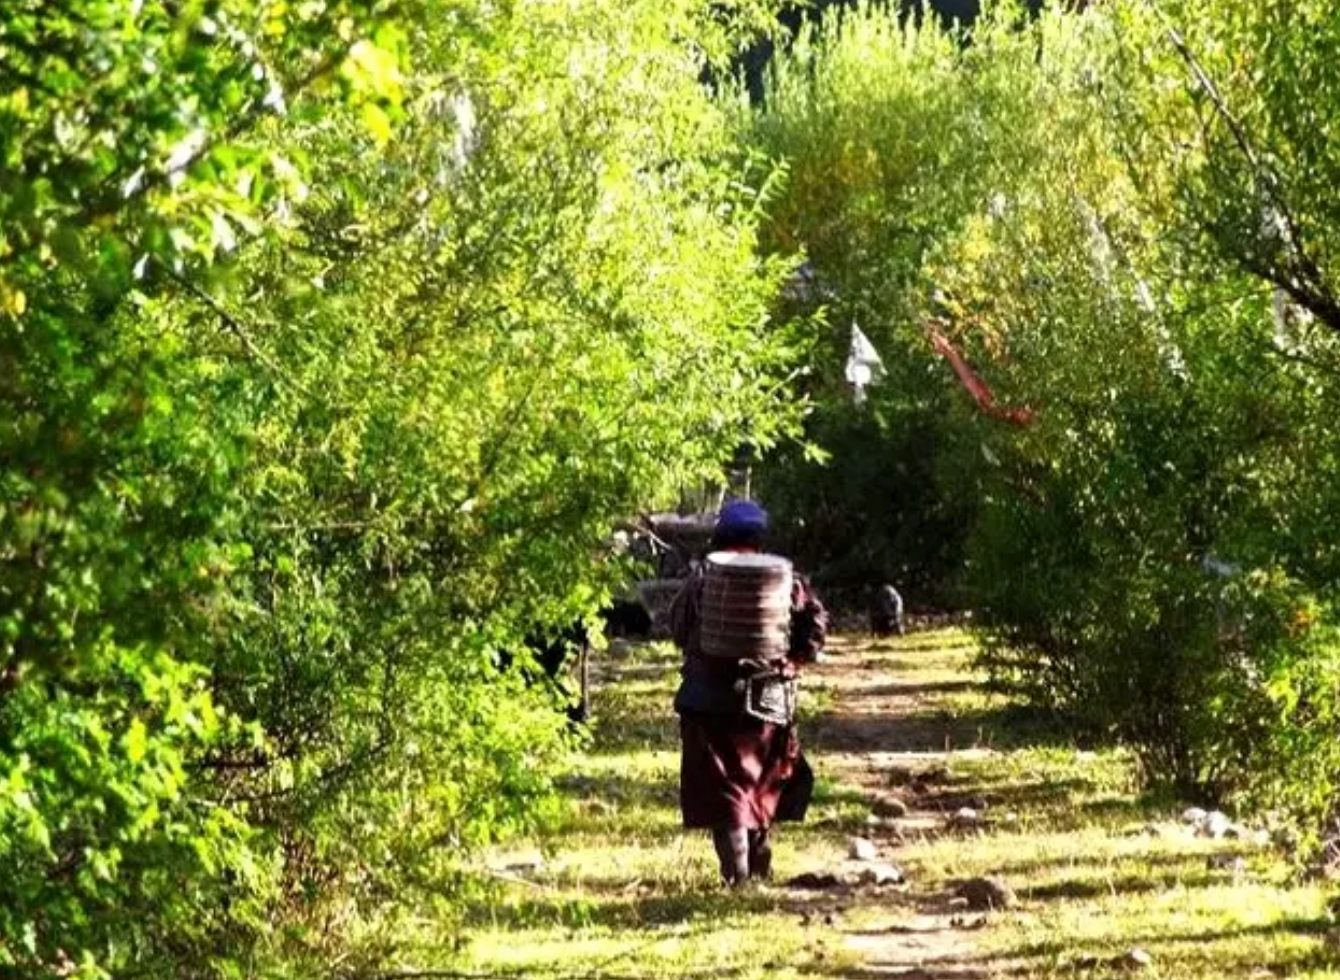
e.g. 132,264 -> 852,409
871,794 -> 910,818
887,765 -> 917,787
1180,806 -> 1246,840
1118,948 -> 1154,971
915,765 -> 953,788
949,807 -> 982,829
949,914 -> 988,931
889,764 -> 952,790
787,871 -> 842,890
1199,811 -> 1233,839
849,836 -> 879,861
491,850 -> 546,876
854,862 -> 905,886
953,877 -> 1016,911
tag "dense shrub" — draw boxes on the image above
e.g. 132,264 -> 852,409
953,0 -> 1340,837
0,2 -> 798,976
743,0 -> 1340,846
734,6 -> 1013,601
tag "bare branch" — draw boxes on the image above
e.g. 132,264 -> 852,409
163,261 -> 311,394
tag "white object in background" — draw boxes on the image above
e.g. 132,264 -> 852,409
845,322 -> 885,405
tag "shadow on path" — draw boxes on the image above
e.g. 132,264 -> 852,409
806,702 -> 1070,755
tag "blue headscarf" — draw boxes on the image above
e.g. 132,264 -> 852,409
716,499 -> 768,536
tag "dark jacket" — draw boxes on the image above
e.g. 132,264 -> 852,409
669,562 -> 828,720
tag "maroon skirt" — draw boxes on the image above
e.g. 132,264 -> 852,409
679,713 -> 814,829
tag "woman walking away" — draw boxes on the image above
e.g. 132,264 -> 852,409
669,500 -> 828,885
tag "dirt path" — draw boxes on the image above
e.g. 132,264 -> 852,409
791,630 -> 1003,978
464,629 -> 1332,980
460,629 -> 1014,979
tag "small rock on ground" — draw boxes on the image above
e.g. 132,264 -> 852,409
494,851 -> 545,873
890,764 -> 952,790
787,871 -> 842,890
849,836 -> 879,861
871,794 -> 910,818
949,807 -> 982,829
953,876 -> 1016,911
1182,807 -> 1244,840
1198,811 -> 1233,839
949,914 -> 988,931
886,765 -> 917,787
1181,806 -> 1208,825
853,862 -> 904,886
914,765 -> 953,788
1118,948 -> 1154,971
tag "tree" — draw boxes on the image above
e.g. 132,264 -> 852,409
739,0 -> 1340,846
1102,0 -> 1340,336
1,2 -> 798,976
736,3 -> 1014,599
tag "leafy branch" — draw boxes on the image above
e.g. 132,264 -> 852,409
1162,20 -> 1340,333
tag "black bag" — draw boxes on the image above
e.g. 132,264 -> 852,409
673,671 -> 740,716
673,662 -> 796,725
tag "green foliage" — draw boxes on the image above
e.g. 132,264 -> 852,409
735,3 -> 1028,597
742,0 -> 1340,851
1,1 -> 796,977
1100,0 -> 1340,334
944,1 -> 1340,835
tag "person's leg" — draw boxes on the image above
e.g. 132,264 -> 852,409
711,826 -> 750,884
747,826 -> 773,880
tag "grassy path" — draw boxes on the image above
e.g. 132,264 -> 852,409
462,629 -> 1338,979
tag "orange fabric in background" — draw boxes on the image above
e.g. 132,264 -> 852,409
927,327 -> 1036,427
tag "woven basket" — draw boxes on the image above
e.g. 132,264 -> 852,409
700,552 -> 793,659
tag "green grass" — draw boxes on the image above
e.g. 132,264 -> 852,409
444,629 -> 1340,979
